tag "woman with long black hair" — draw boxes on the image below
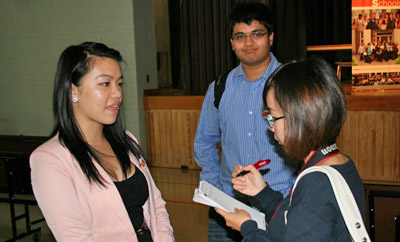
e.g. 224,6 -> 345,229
30,42 -> 174,242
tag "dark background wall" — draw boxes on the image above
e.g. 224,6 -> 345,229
166,0 -> 351,95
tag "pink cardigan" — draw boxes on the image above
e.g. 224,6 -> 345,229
30,132 -> 174,242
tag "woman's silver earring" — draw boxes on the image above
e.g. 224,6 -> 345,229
72,97 -> 79,103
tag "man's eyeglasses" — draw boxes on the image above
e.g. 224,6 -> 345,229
262,110 -> 285,128
232,32 -> 267,42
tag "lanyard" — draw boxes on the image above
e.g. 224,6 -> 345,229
271,143 -> 340,220
298,143 -> 340,175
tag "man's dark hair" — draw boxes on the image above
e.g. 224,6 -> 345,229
228,2 -> 274,37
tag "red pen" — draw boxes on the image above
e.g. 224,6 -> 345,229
235,159 -> 271,177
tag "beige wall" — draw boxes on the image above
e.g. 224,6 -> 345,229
0,0 -> 157,151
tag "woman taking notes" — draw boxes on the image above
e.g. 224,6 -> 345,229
216,56 -> 366,241
30,42 -> 174,242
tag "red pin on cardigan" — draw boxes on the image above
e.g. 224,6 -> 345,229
140,158 -> 146,168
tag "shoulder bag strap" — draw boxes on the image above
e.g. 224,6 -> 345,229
213,71 -> 230,109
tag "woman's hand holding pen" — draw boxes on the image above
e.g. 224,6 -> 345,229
231,164 -> 267,196
216,164 -> 267,232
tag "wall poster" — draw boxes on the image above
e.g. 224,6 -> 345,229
352,0 -> 400,90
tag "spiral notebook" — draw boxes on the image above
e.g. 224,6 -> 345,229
193,180 -> 266,230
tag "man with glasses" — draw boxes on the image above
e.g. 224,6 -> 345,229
194,2 -> 297,241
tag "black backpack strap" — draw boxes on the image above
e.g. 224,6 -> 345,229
213,71 -> 230,109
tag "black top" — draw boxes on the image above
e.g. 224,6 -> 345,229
240,157 -> 365,242
114,166 -> 152,241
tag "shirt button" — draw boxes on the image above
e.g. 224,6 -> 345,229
249,111 -> 253,115
252,90 -> 255,94
248,133 -> 252,136
247,154 -> 250,158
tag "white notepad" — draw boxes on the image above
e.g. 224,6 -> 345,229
193,180 -> 266,230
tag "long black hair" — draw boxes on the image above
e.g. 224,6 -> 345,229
51,42 -> 146,186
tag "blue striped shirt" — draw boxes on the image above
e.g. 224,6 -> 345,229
194,53 -> 297,197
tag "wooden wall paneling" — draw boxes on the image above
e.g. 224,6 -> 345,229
161,110 -> 168,166
176,111 -> 185,168
145,109 -> 201,169
148,110 -> 158,166
348,111 -> 360,170
184,110 -> 201,169
189,111 -> 201,167
177,110 -> 185,167
162,111 -> 169,165
171,110 -> 179,167
154,111 -> 161,165
338,111 -> 400,183
343,111 -> 359,174
162,111 -> 169,166
148,110 -> 155,164
363,111 -> 376,180
375,112 -> 385,178
346,112 -> 359,171
365,111 -> 375,179
379,112 -> 396,182
182,111 -> 190,166
373,112 -> 387,180
184,112 -> 192,166
152,110 -> 157,164
188,111 -> 196,167
145,111 -> 151,162
158,110 -> 167,166
382,112 -> 393,179
156,111 -> 164,166
146,111 -> 154,163
144,95 -> 399,182
156,110 -> 167,167
174,111 -> 182,166
377,112 -> 386,178
359,112 -> 368,177
168,110 -> 176,167
394,112 -> 400,181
